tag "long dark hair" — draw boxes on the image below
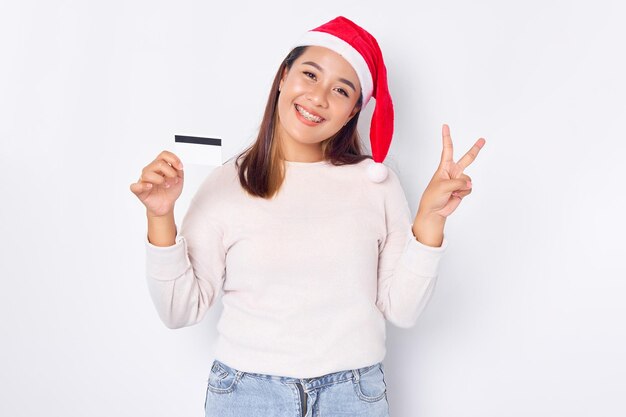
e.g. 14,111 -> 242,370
233,46 -> 373,199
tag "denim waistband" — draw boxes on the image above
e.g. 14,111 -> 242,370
213,359 -> 382,391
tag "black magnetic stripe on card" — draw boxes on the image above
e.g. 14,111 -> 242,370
175,135 -> 222,146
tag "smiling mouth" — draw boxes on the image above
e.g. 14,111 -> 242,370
295,104 -> 324,123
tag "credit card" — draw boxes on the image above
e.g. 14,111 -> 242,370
174,135 -> 222,166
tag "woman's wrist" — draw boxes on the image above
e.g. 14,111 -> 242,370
412,211 -> 446,248
147,211 -> 177,247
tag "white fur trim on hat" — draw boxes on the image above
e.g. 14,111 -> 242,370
366,161 -> 388,183
291,31 -> 374,105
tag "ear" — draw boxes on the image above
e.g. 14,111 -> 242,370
342,107 -> 360,127
279,67 -> 288,91
347,104 -> 361,120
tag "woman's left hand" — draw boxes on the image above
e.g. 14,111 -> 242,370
416,124 -> 486,220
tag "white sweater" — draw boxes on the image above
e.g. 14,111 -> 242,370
145,157 -> 448,378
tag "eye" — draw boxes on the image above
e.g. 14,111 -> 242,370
335,87 -> 349,97
303,71 -> 316,80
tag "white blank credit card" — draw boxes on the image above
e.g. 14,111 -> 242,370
174,135 -> 222,166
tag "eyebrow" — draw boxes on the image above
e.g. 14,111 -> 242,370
301,61 -> 357,92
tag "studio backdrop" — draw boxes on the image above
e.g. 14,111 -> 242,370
1,1 -> 625,416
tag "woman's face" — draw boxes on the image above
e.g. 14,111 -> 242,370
276,46 -> 361,159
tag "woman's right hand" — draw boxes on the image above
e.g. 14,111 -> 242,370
130,150 -> 185,217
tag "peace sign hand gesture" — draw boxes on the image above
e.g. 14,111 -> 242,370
417,124 -> 486,220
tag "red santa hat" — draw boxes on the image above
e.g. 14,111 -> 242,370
291,16 -> 394,183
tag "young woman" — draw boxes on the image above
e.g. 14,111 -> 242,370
130,16 -> 485,417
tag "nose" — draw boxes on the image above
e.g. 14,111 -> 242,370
305,83 -> 329,108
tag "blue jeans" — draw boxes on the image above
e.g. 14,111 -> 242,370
204,359 -> 391,417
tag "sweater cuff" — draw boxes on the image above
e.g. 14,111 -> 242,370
145,233 -> 191,281
400,226 -> 448,277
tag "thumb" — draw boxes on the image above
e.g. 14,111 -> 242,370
442,178 -> 472,193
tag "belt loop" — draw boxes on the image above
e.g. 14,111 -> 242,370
352,368 -> 360,382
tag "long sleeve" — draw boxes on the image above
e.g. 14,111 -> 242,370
144,169 -> 227,329
141,157 -> 453,377
375,168 -> 449,328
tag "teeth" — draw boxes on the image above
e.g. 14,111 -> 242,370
296,105 -> 322,123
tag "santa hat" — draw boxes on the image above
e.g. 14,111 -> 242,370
290,16 -> 394,183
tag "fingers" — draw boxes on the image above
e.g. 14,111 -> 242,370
141,151 -> 184,182
452,188 -> 472,198
149,159 -> 180,179
456,138 -> 486,171
440,175 -> 472,194
440,124 -> 454,165
129,181 -> 152,196
157,150 -> 184,170
459,173 -> 472,184
150,150 -> 184,178
436,125 -> 483,200
450,174 -> 473,198
439,124 -> 486,171
130,150 -> 184,195
140,170 -> 176,187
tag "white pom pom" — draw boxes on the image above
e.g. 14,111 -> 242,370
367,161 -> 388,183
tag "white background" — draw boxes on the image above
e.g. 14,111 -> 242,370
1,1 -> 625,416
